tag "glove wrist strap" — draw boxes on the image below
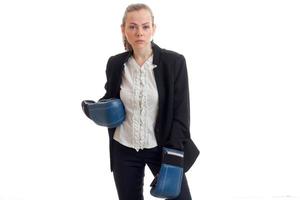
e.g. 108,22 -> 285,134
162,148 -> 184,167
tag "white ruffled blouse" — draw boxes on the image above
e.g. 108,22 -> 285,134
113,55 -> 159,151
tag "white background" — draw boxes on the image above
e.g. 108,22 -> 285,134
0,0 -> 300,200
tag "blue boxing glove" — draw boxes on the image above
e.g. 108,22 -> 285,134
81,100 -> 95,119
150,147 -> 184,199
81,98 -> 125,128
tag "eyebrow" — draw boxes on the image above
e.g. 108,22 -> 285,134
129,22 -> 150,25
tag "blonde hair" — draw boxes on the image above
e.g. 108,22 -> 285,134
121,3 -> 155,51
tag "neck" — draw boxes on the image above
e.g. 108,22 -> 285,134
132,45 -> 153,64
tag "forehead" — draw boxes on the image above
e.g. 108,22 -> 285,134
125,9 -> 152,24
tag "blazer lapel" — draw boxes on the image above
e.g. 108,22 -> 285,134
114,42 -> 163,102
152,43 -> 164,133
113,52 -> 131,98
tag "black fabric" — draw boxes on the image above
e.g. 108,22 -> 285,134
150,174 -> 158,187
100,42 -> 199,172
183,138 -> 200,172
112,140 -> 192,200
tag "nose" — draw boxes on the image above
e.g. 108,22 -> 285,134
136,27 -> 143,37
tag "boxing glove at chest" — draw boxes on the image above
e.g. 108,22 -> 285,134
82,98 -> 125,128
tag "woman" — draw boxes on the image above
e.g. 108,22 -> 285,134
100,3 -> 199,200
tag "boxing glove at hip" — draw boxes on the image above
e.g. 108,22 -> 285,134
150,147 -> 184,199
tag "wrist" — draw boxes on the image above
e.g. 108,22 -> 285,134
162,147 -> 184,167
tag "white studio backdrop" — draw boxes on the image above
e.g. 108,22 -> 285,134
0,0 -> 300,200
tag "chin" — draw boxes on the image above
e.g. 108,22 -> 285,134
133,42 -> 149,49
134,44 -> 146,48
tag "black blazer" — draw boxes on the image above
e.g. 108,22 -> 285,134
100,42 -> 199,172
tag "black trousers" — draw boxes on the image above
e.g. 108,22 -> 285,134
112,139 -> 192,200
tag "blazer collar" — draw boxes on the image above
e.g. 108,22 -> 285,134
122,41 -> 161,66
113,42 -> 162,104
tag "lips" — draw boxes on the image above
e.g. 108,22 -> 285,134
135,40 -> 145,43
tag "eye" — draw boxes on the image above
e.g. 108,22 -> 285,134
143,25 -> 150,30
129,25 -> 135,30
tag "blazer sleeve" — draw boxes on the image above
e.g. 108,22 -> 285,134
167,55 -> 191,150
99,57 -> 113,101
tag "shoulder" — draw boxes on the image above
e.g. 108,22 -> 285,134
160,49 -> 185,65
158,48 -> 186,70
156,46 -> 189,81
107,51 -> 130,65
105,51 -> 130,73
161,48 -> 185,60
152,42 -> 186,64
158,48 -> 187,74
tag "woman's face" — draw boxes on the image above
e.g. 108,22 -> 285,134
122,9 -> 156,51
